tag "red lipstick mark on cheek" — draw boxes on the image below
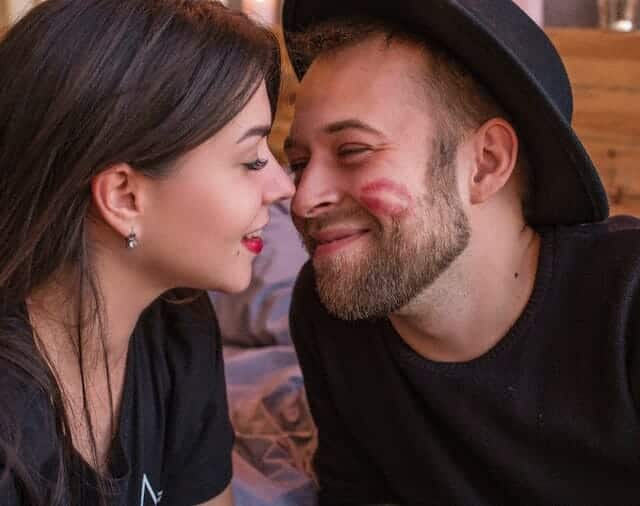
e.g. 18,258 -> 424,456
359,178 -> 413,217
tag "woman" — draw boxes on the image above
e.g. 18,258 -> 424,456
0,0 -> 294,504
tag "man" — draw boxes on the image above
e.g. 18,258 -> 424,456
282,1 -> 640,504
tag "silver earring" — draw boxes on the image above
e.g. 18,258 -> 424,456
126,228 -> 139,249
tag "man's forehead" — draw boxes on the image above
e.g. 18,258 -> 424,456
290,81 -> 390,147
304,37 -> 423,90
290,40 -> 429,143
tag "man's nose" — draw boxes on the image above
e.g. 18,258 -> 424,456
291,159 -> 341,219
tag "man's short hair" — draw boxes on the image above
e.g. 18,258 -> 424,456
289,18 -> 533,220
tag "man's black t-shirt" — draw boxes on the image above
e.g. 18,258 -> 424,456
290,216 -> 640,505
0,295 -> 234,505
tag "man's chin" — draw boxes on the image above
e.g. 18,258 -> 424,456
312,260 -> 394,321
311,249 -> 364,278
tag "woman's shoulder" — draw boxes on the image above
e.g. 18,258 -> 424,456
0,359 -> 45,418
0,309 -> 54,431
0,356 -> 59,479
0,355 -> 56,430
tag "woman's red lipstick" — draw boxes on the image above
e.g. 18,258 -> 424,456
242,236 -> 264,254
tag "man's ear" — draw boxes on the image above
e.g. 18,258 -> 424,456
468,118 -> 518,205
90,163 -> 145,239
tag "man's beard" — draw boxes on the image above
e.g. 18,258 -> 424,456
300,153 -> 471,321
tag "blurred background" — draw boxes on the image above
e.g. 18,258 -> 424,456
0,0 -> 607,28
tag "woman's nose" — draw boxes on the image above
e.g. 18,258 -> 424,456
290,158 -> 341,219
263,157 -> 295,204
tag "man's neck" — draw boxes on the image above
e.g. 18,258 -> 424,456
389,223 -> 541,363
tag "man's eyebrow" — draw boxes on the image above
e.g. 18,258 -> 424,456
236,125 -> 271,144
324,119 -> 384,137
284,119 -> 385,151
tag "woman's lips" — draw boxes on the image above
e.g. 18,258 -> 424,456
242,236 -> 264,254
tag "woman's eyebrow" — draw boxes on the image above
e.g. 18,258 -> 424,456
236,125 -> 271,144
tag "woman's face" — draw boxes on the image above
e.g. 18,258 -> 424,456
140,82 -> 295,293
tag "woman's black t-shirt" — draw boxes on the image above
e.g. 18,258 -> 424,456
0,294 -> 234,505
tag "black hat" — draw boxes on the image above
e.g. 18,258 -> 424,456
282,0 -> 609,225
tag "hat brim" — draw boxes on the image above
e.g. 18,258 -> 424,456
282,0 -> 609,225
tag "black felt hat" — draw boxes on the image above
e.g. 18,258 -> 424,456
282,0 -> 609,225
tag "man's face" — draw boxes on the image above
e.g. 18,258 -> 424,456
286,36 -> 471,320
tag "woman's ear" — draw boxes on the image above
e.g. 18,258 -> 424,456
468,118 -> 519,205
90,163 -> 145,240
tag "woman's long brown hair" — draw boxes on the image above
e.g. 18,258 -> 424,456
0,1 -> 280,503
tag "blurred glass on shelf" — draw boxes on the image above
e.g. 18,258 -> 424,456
598,0 -> 638,31
241,0 -> 280,25
2,0 -> 38,25
514,0 -> 544,25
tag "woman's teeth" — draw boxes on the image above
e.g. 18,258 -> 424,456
244,230 -> 262,240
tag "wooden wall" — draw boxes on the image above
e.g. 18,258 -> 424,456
548,28 -> 640,217
269,30 -> 298,164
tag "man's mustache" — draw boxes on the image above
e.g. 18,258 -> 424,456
295,206 -> 382,254
299,207 -> 372,237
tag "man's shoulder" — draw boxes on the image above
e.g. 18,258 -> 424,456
601,214 -> 640,233
553,215 -> 640,264
561,215 -> 640,241
546,215 -> 640,317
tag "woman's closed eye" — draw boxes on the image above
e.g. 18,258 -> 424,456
244,157 -> 268,171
